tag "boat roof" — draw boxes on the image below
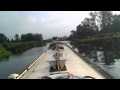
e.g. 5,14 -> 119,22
19,44 -> 107,79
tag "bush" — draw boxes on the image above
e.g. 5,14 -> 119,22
4,41 -> 44,54
0,46 -> 11,59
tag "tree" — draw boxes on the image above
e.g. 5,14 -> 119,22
71,30 -> 76,35
97,11 -> 113,33
11,38 -> 14,43
89,11 -> 99,32
26,33 -> 34,41
15,34 -> 19,42
21,33 -> 43,42
21,34 -> 26,42
21,33 -> 34,42
52,37 -> 58,41
0,33 -> 7,43
69,17 -> 98,40
68,11 -> 120,41
68,30 -> 78,40
76,18 -> 97,39
110,14 -> 120,33
34,33 -> 43,42
7,38 -> 10,43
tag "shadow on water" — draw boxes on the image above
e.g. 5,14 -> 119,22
69,41 -> 120,79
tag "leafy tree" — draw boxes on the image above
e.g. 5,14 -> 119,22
15,34 -> 20,42
34,33 -> 43,42
21,33 -> 43,42
11,38 -> 14,43
68,11 -> 120,41
0,33 -> 7,43
7,38 -> 10,43
89,11 -> 99,32
21,34 -> 26,42
52,37 -> 58,41
97,11 -> 113,33
110,14 -> 120,33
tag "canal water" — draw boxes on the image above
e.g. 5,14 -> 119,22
0,43 -> 50,79
67,41 -> 120,79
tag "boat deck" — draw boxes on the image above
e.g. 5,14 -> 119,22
20,44 -> 106,79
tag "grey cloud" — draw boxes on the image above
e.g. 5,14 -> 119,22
0,11 -> 91,39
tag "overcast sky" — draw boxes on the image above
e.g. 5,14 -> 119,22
0,11 -> 120,40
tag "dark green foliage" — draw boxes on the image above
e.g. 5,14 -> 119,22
68,11 -> 120,44
21,33 -> 43,42
0,33 -> 7,43
0,32 -> 44,59
0,46 -> 11,59
2,41 -> 44,54
77,34 -> 120,45
7,38 -> 10,43
52,37 -> 58,41
15,34 -> 20,42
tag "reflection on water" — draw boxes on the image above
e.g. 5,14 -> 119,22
69,42 -> 120,79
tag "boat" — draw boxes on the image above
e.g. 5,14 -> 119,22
7,40 -> 113,79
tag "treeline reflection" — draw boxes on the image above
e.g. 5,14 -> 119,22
70,42 -> 120,65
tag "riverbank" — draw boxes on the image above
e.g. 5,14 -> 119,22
0,46 -> 12,59
4,41 -> 45,54
73,36 -> 120,51
0,41 -> 45,59
0,44 -> 49,79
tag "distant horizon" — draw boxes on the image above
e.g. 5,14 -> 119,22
0,11 -> 120,40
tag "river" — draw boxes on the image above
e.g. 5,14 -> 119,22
68,41 -> 120,79
0,43 -> 50,79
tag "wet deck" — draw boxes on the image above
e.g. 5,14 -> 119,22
20,44 -> 106,79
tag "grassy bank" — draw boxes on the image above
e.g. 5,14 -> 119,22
2,41 -> 44,54
0,46 -> 12,59
77,36 -> 120,45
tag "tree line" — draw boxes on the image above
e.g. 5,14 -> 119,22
0,33 -> 43,44
68,11 -> 120,40
0,33 -> 44,56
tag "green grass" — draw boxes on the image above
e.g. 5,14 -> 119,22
2,41 -> 44,54
77,35 -> 120,45
0,46 -> 12,59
